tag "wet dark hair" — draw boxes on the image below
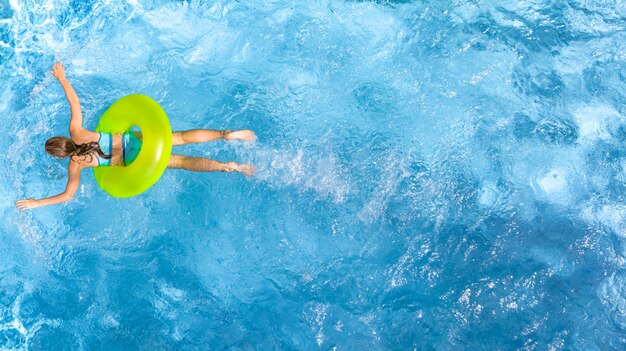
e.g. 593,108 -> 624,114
45,136 -> 110,163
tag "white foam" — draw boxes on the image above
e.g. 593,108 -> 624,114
0,291 -> 61,350
159,283 -> 186,302
536,168 -> 568,195
270,8 -> 295,25
284,70 -> 318,89
303,303 -> 328,347
581,204 -> 626,238
565,5 -> 625,35
101,314 -> 120,329
458,288 -> 471,305
599,273 -> 626,329
8,0 -> 22,15
253,146 -> 352,204
572,103 -> 623,142
358,155 -> 407,224
186,25 -> 240,64
478,182 -> 499,208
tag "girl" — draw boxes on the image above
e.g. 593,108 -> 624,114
16,62 -> 256,210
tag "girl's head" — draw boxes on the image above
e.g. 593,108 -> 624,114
45,136 -> 110,163
45,136 -> 75,158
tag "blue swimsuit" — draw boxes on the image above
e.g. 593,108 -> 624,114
96,132 -> 142,166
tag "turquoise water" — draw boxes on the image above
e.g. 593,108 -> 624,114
2,0 -> 626,349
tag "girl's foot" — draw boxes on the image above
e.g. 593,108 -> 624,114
225,130 -> 255,141
227,162 -> 256,177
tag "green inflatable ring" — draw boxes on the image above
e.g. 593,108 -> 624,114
94,94 -> 172,198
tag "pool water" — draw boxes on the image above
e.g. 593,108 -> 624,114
2,0 -> 626,349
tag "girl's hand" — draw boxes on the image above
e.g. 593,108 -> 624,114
50,61 -> 66,81
16,198 -> 40,211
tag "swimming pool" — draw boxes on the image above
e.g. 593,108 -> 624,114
2,0 -> 626,349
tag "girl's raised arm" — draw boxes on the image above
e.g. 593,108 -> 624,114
50,62 -> 84,138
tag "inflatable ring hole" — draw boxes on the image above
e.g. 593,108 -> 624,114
123,125 -> 143,166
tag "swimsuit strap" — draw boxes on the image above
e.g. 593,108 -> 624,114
96,132 -> 112,166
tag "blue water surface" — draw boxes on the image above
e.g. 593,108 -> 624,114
2,0 -> 626,350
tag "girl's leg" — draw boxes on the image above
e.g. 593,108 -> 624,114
172,129 -> 255,145
167,154 -> 255,176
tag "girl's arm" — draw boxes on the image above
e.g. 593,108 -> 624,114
50,62 -> 83,138
16,160 -> 82,210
